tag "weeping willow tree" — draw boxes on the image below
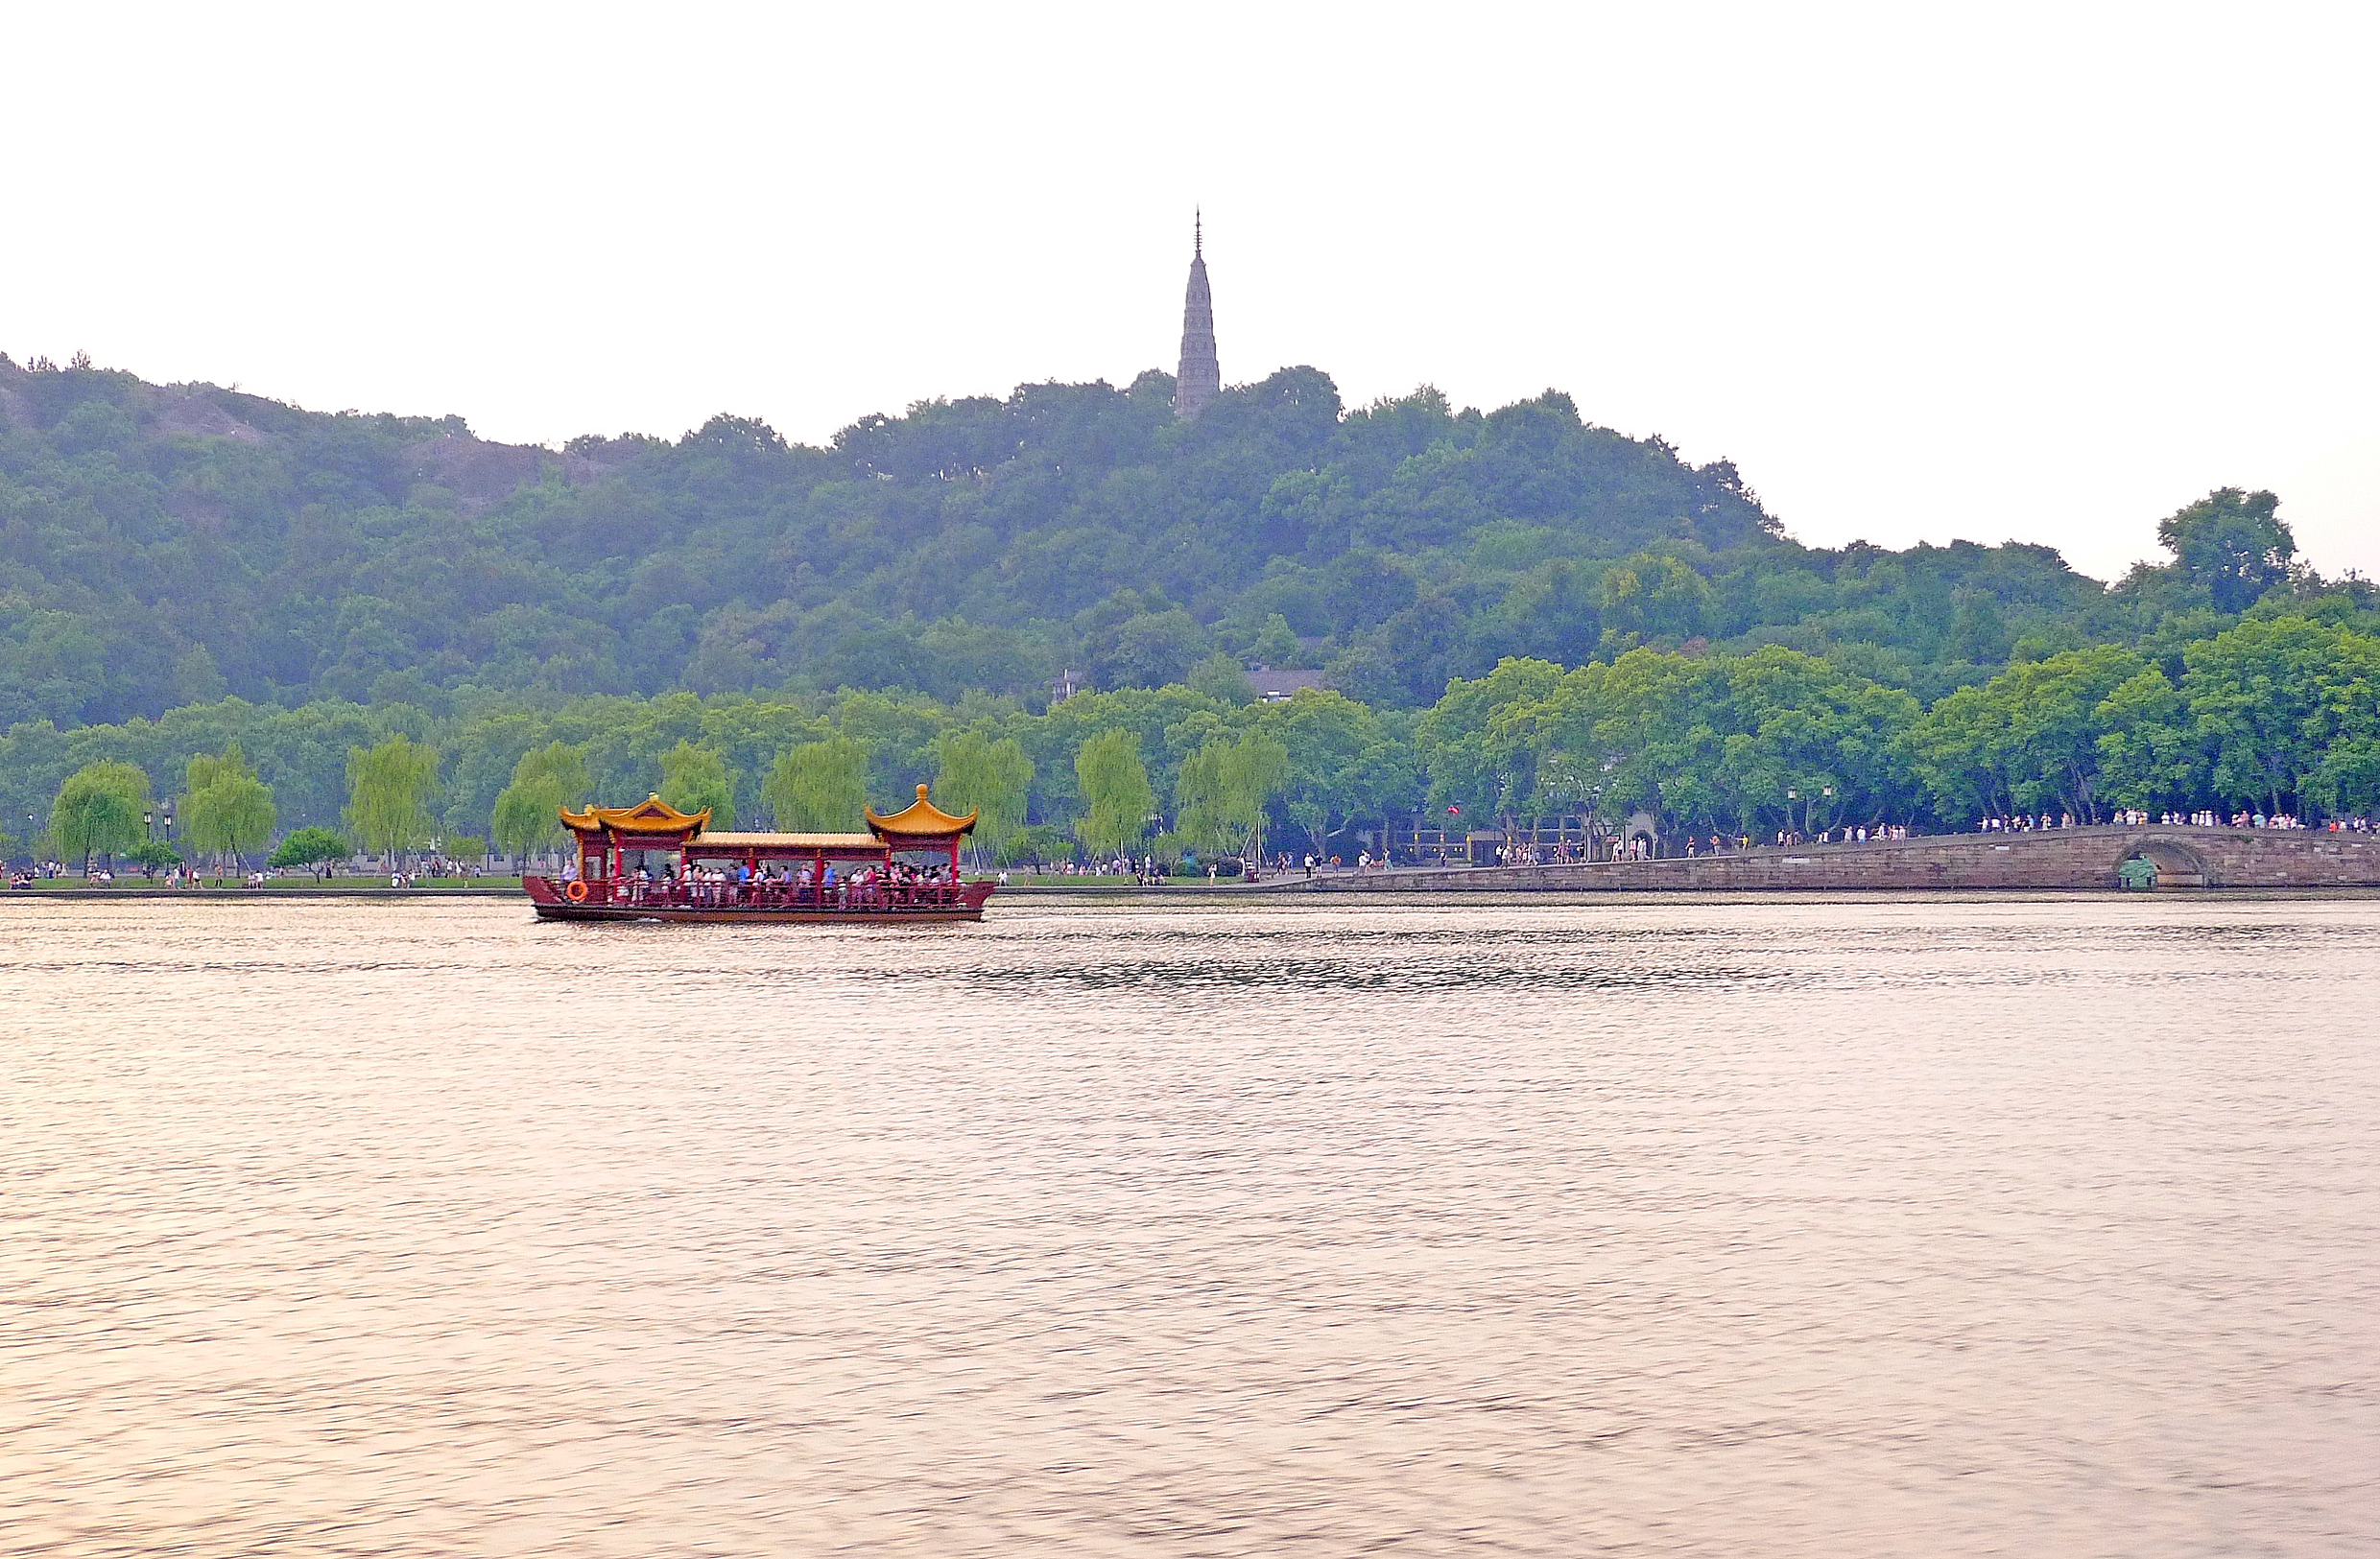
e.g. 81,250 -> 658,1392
762,738 -> 870,831
345,736 -> 440,867
182,744 -> 275,881
51,760 -> 150,870
659,741 -> 736,829
1073,729 -> 1156,859
1175,730 -> 1288,869
932,730 -> 1033,868
490,742 -> 592,870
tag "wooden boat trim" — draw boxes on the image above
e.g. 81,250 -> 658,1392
523,874 -> 993,924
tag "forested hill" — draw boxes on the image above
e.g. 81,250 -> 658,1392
0,352 -> 2296,732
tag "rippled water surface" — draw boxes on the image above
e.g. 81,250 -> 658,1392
4,893 -> 2376,1557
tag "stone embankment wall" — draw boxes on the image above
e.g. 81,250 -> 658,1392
1289,826 -> 2380,892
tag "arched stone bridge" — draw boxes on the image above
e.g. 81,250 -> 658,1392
1286,825 -> 2380,892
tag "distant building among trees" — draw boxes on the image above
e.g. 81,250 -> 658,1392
1250,667 -> 1324,703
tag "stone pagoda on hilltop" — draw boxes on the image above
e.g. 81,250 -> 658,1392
1173,212 -> 1220,419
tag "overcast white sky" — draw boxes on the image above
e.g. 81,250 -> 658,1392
11,2 -> 2377,582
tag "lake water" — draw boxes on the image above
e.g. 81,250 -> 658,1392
3,893 -> 2375,1557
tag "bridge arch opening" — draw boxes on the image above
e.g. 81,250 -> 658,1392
2118,837 -> 2209,888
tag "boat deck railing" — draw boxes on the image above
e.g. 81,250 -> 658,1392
576,880 -> 981,912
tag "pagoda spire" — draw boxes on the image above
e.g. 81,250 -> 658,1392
1173,211 -> 1219,419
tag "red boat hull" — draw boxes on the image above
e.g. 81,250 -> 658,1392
522,875 -> 994,924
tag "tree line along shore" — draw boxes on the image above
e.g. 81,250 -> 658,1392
12,605 -> 2377,880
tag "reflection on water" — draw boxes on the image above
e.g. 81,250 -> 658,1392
3,895 -> 2376,1557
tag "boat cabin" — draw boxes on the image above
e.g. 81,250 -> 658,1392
553,785 -> 982,913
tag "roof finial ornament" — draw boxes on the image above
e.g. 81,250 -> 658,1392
1195,206 -> 1202,257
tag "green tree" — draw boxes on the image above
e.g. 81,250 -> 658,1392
1945,589 -> 2012,665
1249,613 -> 1300,666
51,760 -> 149,869
1073,728 -> 1156,857
489,742 -> 591,867
1089,608 -> 1209,690
1252,689 -> 1411,854
491,788 -> 553,867
996,823 -> 1071,869
933,730 -> 1034,866
1175,728 -> 1289,864
345,735 -> 441,864
269,826 -> 351,873
658,740 -> 736,828
1910,647 -> 2149,822
1511,652 -> 1717,834
1907,682 -> 2010,820
1415,657 -> 1568,825
125,839 -> 183,873
2159,488 -> 2295,613
2182,616 -> 2380,815
2093,670 -> 2205,812
182,744 -> 276,878
1595,553 -> 1711,641
1186,650 -> 1259,705
761,737 -> 870,830
2307,739 -> 2380,818
1713,650 -> 1919,832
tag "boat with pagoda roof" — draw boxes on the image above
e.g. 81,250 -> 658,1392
522,784 -> 995,923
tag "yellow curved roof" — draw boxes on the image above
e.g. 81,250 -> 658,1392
865,783 -> 978,839
687,832 -> 883,853
559,794 -> 711,835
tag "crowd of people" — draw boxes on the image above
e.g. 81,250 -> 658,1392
1984,809 -> 2351,831
1412,807 -> 2380,863
999,854 -> 1186,883
1474,827 -> 1921,863
1488,841 -> 1567,865
8,856 -> 504,890
590,856 -> 966,909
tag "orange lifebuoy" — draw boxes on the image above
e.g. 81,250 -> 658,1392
565,880 -> 589,903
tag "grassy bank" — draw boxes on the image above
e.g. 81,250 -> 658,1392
10,875 -> 522,894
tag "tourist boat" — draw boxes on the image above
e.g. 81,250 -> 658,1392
522,785 -> 995,923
